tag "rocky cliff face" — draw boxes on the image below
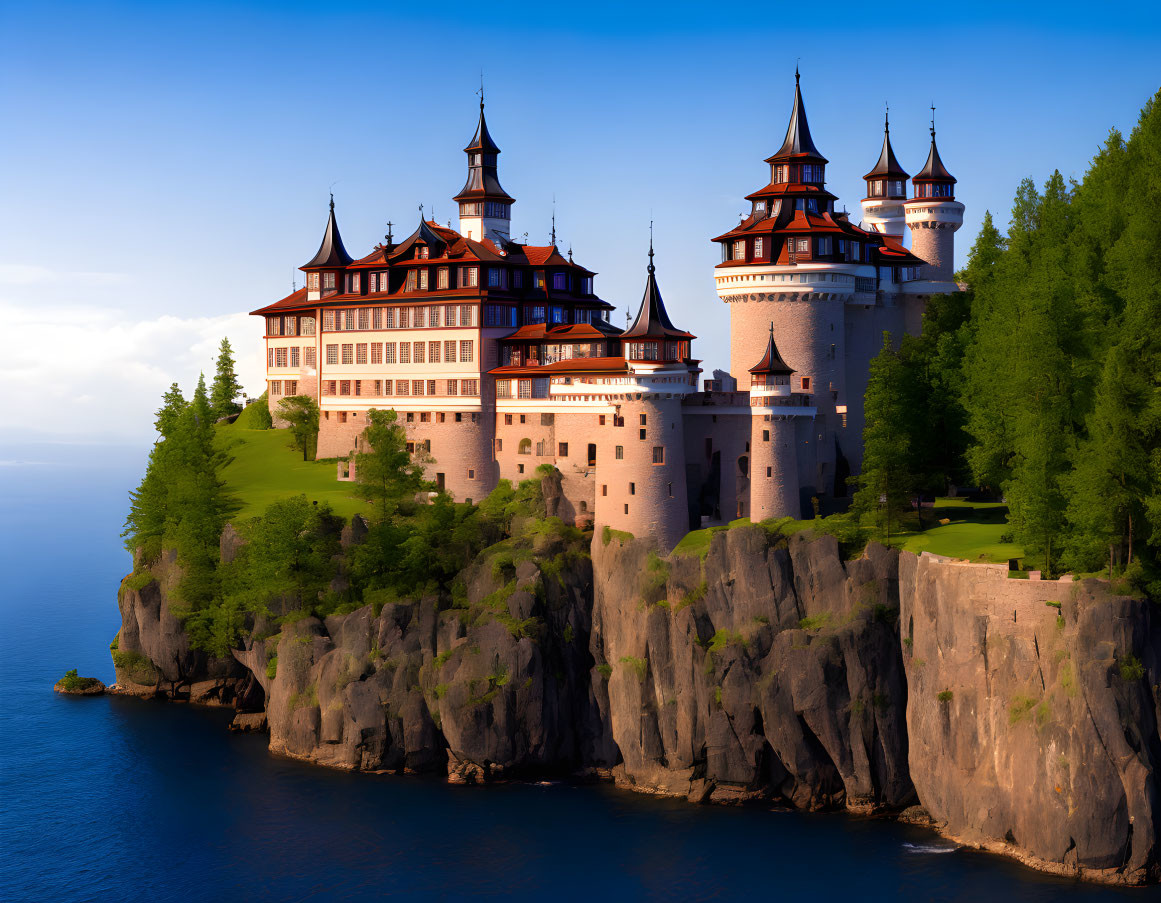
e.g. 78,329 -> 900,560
113,517 -> 1161,884
900,554 -> 1161,884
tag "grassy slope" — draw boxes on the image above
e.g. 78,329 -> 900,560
216,424 -> 365,521
673,500 -> 1023,563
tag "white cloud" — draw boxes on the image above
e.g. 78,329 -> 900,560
0,297 -> 265,443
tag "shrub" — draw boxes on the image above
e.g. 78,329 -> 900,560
234,394 -> 273,429
602,525 -> 634,546
1008,694 -> 1037,725
58,668 -> 100,691
937,689 -> 953,703
1118,655 -> 1146,682
123,569 -> 156,592
111,649 -> 158,685
434,683 -> 449,699
798,613 -> 831,631
563,625 -> 574,644
708,629 -> 745,653
620,656 -> 648,681
596,663 -> 613,680
266,653 -> 278,680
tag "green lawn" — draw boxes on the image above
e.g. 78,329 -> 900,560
216,424 -> 365,521
896,500 -> 1022,563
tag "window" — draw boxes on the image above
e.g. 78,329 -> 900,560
354,380 -> 362,396
398,308 -> 409,328
350,274 -> 361,293
285,380 -> 297,394
384,342 -> 396,364
304,347 -> 316,367
639,414 -> 647,425
412,380 -> 424,396
339,380 -> 351,396
383,379 -> 393,394
615,445 -> 624,460
801,164 -> 823,182
774,164 -> 788,183
447,379 -> 458,396
420,412 -> 430,423
444,340 -> 456,362
602,485 -> 607,497
396,380 -> 409,396
301,316 -> 316,336
552,272 -> 567,290
371,343 -> 382,364
307,273 -> 320,292
356,343 -> 367,364
558,442 -> 569,457
267,316 -> 282,336
463,267 -> 478,287
270,380 -> 281,394
326,344 -> 338,365
399,343 -> 410,364
373,380 -> 382,395
406,270 -> 418,292
534,272 -> 545,289
323,272 -> 336,290
652,446 -> 664,465
504,414 -> 513,425
488,268 -> 503,287
274,347 -> 288,367
598,415 -> 606,426
639,428 -> 646,440
459,341 -> 473,362
323,310 -> 335,331
796,238 -> 810,253
418,246 -> 430,259
462,379 -> 478,396
413,307 -> 426,328
426,341 -> 439,362
513,270 -> 523,289
801,376 -> 811,391
817,237 -> 832,255
444,305 -> 457,326
341,344 -> 353,364
322,380 -> 336,395
754,237 -> 764,258
460,304 -> 473,326
290,347 -> 300,368
413,342 -> 425,363
763,430 -> 770,441
733,240 -> 745,260
427,379 -> 436,396
369,273 -> 378,292
629,483 -> 635,495
867,179 -> 884,198
343,309 -> 355,330
429,306 -> 441,328
358,308 -> 369,330
419,269 -> 429,290
438,268 -> 449,290
518,438 -> 532,455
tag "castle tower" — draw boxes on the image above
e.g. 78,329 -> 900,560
596,244 -> 694,552
747,325 -> 815,521
904,111 -> 963,286
454,97 -> 514,244
302,196 -> 353,302
860,110 -> 910,239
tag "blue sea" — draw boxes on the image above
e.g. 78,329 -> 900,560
0,442 -> 1143,901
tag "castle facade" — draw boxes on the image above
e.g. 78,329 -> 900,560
253,76 -> 962,551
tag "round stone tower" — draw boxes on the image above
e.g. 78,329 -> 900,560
746,326 -> 814,520
859,109 -> 910,239
904,113 -> 963,285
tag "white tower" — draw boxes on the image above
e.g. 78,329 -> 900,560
904,110 -> 964,288
454,98 -> 514,245
860,110 -> 910,239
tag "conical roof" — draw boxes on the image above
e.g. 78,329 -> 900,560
913,131 -> 956,184
301,196 -> 353,269
464,100 -> 501,154
864,113 -> 909,180
622,244 -> 694,340
749,325 -> 795,375
766,69 -> 827,164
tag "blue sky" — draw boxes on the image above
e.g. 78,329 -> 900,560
1,0 -> 1158,441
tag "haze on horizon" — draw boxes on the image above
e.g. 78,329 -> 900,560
1,0 -> 1157,445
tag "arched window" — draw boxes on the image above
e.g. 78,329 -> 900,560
518,438 -> 532,455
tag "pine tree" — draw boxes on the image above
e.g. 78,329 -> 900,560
210,337 -> 243,420
853,333 -> 915,547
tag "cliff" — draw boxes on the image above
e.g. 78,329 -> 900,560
113,516 -> 1160,884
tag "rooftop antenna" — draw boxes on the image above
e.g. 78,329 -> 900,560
292,267 -> 297,292
477,70 -> 484,110
551,195 -> 557,246
385,221 -> 393,243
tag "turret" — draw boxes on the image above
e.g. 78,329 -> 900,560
619,240 -> 695,363
301,195 -> 353,301
860,109 -> 909,238
454,97 -> 514,245
904,109 -> 964,285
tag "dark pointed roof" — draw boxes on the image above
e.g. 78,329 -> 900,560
913,128 -> 956,184
622,243 -> 694,340
301,196 -> 353,269
864,112 -> 909,180
749,324 -> 795,375
766,69 -> 827,164
387,215 -> 449,260
464,100 -> 501,154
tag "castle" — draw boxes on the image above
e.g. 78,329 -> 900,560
253,74 -> 963,552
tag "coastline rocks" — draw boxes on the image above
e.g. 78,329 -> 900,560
590,528 -> 913,811
54,673 -> 105,696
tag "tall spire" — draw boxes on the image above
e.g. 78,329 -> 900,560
301,194 -> 353,268
767,68 -> 826,163
864,104 -> 909,181
913,104 -> 957,186
455,94 -> 514,241
749,322 -> 795,376
623,237 -> 694,340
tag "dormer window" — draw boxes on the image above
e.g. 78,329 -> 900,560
773,164 -> 788,183
754,237 -> 764,258
801,164 -> 824,183
405,270 -> 418,291
322,272 -> 336,291
418,270 -> 429,290
867,180 -> 885,198
733,240 -> 745,261
347,273 -> 360,293
470,153 -> 481,166
438,267 -> 449,290
418,246 -> 430,259
307,273 -> 320,292
889,179 -> 905,196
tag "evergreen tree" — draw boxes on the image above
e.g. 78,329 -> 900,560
210,337 -> 243,420
277,395 -> 319,461
353,408 -> 429,523
853,332 -> 915,547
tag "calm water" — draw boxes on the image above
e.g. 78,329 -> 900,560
0,443 -> 1144,901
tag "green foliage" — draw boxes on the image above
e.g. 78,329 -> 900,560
111,649 -> 158,685
210,337 -> 244,420
266,652 -> 278,680
58,669 -> 100,691
937,689 -> 954,703
596,663 -> 613,680
798,614 -> 832,631
620,656 -> 648,681
707,629 -> 745,652
1008,694 -> 1037,725
1118,654 -> 1146,682
601,525 -> 634,546
354,408 -> 431,523
277,395 -> 320,461
123,569 -> 156,592
234,393 -> 273,430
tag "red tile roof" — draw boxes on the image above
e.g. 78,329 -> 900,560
489,356 -> 630,377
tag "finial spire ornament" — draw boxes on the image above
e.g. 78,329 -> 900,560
795,59 -> 800,83
647,220 -> 655,275
478,71 -> 485,110
885,101 -> 889,132
329,192 -> 334,211
930,103 -> 936,138
551,197 -> 556,245
385,221 -> 393,243
418,203 -> 424,221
